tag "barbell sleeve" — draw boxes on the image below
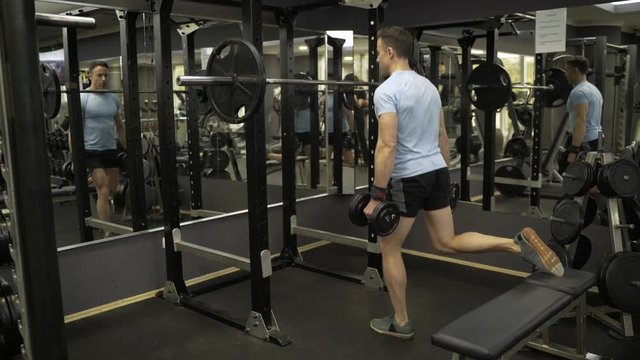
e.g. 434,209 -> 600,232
35,13 -> 97,29
512,84 -> 555,90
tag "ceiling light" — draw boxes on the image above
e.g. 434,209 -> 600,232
298,45 -> 308,51
344,56 -> 354,61
611,1 -> 640,4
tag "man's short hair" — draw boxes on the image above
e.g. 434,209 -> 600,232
377,26 -> 413,59
566,56 -> 590,75
88,61 -> 109,74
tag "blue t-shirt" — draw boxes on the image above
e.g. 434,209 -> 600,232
295,108 -> 310,133
326,95 -> 349,133
374,70 -> 446,179
81,93 -> 120,151
566,81 -> 603,142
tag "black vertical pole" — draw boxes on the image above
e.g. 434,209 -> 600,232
428,45 -> 441,85
155,0 -> 187,295
482,28 -> 498,211
330,37 -> 345,192
0,0 -> 68,358
119,11 -> 147,231
594,36 -> 607,149
182,31 -> 202,210
624,45 -> 637,146
367,6 -> 384,276
457,36 -> 475,201
529,54 -> 544,210
242,0 -> 273,327
64,27 -> 93,242
278,10 -> 298,261
307,38 -> 321,189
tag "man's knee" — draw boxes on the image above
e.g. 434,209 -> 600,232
96,185 -> 110,199
431,236 -> 457,254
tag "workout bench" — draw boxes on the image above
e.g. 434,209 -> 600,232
432,269 -> 607,360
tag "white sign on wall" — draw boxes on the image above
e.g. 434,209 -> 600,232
535,8 -> 567,54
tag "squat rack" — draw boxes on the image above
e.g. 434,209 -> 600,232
0,2 -> 91,358
277,4 -> 385,290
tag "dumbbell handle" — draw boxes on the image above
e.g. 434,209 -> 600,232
548,216 -> 582,226
562,173 -> 578,180
614,223 -> 635,230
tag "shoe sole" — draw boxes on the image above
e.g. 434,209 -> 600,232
370,323 -> 414,340
521,227 -> 564,277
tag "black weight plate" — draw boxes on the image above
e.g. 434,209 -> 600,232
547,242 -> 572,269
40,63 -> 61,120
583,196 -> 597,229
454,135 -> 483,156
210,132 -> 228,149
542,68 -> 571,108
562,162 -> 590,196
598,254 -> 615,306
503,136 -> 530,158
572,234 -> 593,270
208,149 -> 230,172
0,227 -> 11,265
632,241 -> 640,252
494,165 -> 527,197
608,158 -> 640,198
596,165 -> 614,197
514,106 -> 533,128
601,252 -> 640,314
551,199 -> 583,245
349,194 -> 370,227
467,62 -> 511,112
372,202 -> 400,236
206,38 -> 266,124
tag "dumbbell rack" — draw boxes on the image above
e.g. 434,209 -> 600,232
573,151 -> 635,338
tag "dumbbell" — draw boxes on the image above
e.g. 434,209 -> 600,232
450,182 -> 460,212
348,193 -> 400,237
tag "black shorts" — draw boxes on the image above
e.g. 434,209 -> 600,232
85,149 -> 120,171
387,167 -> 451,218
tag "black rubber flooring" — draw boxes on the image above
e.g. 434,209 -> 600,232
65,244 -> 640,360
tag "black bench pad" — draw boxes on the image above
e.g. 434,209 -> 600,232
525,269 -> 595,298
431,283 -> 571,360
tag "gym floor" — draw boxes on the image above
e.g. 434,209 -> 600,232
65,244 -> 640,360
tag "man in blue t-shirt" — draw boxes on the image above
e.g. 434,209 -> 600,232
69,61 -> 126,236
365,27 -> 564,339
563,56 -> 603,170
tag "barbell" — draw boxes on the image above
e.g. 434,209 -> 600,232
466,62 -> 571,112
40,63 -> 208,120
176,38 -> 381,124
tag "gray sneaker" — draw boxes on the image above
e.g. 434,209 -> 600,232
370,315 -> 414,339
515,227 -> 564,277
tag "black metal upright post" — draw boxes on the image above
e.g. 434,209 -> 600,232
181,29 -> 202,211
329,37 -> 345,192
482,28 -> 498,211
118,10 -> 147,231
0,0 -> 68,358
529,54 -> 544,211
155,0 -> 187,296
367,6 -> 384,278
278,10 -> 298,261
428,45 -> 441,85
624,44 -> 637,146
242,0 -> 274,331
306,37 -> 323,189
64,27 -> 93,242
458,35 -> 475,201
